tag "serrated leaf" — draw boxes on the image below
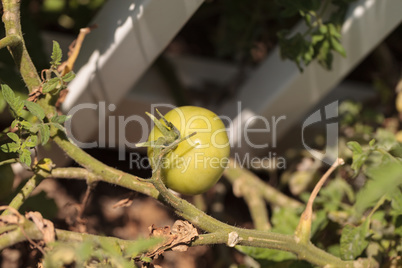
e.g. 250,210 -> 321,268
19,149 -> 32,166
1,84 -> 24,116
24,100 -> 45,121
42,77 -> 60,93
11,119 -> 18,129
271,207 -> 300,235
38,124 -> 50,145
62,71 -> 75,82
347,141 -> 362,153
1,142 -> 20,153
340,219 -> 370,260
20,120 -> 33,131
50,122 -> 66,132
354,163 -> 402,217
347,141 -> 368,175
51,41 -> 62,67
24,135 -> 38,148
1,84 -> 15,105
51,114 -> 69,124
7,132 -> 20,143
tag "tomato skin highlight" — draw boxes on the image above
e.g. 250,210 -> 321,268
148,106 -> 230,195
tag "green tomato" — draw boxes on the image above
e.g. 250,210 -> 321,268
148,106 -> 230,195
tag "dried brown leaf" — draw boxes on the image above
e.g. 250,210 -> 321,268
25,211 -> 55,243
145,220 -> 198,259
113,194 -> 135,208
58,26 -> 95,75
170,220 -> 198,252
0,206 -> 24,225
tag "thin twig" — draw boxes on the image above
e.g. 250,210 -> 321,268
295,158 -> 344,244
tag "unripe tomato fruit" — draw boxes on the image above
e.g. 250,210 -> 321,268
148,106 -> 230,195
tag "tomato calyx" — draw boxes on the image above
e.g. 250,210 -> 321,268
136,109 -> 196,173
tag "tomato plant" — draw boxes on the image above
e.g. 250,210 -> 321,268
148,106 -> 230,195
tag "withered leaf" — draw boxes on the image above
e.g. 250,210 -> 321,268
145,220 -> 198,259
25,211 -> 55,243
113,193 -> 136,209
170,220 -> 198,252
0,206 -> 24,226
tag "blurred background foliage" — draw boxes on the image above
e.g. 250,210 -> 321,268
1,0 -> 402,267
1,0 -> 375,93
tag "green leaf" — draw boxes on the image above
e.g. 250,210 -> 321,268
319,177 -> 355,210
389,188 -> 402,215
20,120 -> 33,131
330,37 -> 346,57
369,139 -> 376,147
42,77 -> 60,93
1,143 -> 20,153
11,119 -> 19,129
76,241 -> 93,263
100,239 -> 122,256
311,33 -> 325,45
354,163 -> 402,217
388,143 -> 402,158
50,40 -> 62,67
7,132 -> 20,143
50,122 -> 65,132
347,141 -> 368,175
19,149 -> 32,166
38,124 -> 50,145
394,215 -> 402,236
24,100 -> 45,121
271,207 -> 300,235
278,32 -> 313,71
328,23 -> 342,39
319,25 -> 328,34
1,84 -> 24,117
62,71 -> 75,82
51,114 -> 69,124
23,135 -> 38,148
303,12 -> 312,26
340,219 -> 370,260
0,91 -> 7,114
310,210 -> 329,237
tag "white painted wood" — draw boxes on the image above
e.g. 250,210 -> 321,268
62,0 -> 204,144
